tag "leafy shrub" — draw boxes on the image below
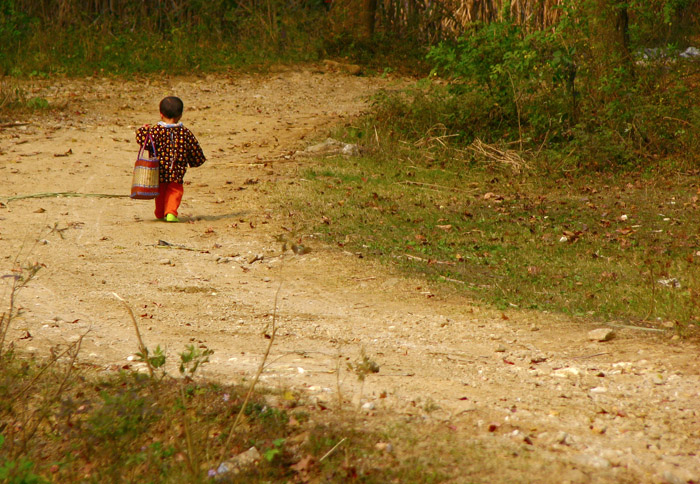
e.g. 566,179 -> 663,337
0,450 -> 46,484
418,1 -> 700,169
0,1 -> 33,72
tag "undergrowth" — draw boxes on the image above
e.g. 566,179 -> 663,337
279,10 -> 700,333
0,1 -> 428,79
0,301 -> 547,483
0,349 -> 596,483
0,263 -> 450,483
2,263 -> 539,483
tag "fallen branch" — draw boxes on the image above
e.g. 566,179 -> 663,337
607,323 -> 664,332
154,240 -> 207,253
662,116 -> 694,127
439,275 -> 466,284
414,124 -> 460,148
2,192 -> 129,203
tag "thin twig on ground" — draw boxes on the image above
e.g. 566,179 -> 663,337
397,180 -> 473,193
608,323 -> 664,332
154,240 -> 205,252
439,275 -> 466,284
2,192 -> 129,203
319,437 -> 347,462
404,253 -> 456,266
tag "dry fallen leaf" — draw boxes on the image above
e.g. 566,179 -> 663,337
527,265 -> 540,275
291,455 -> 315,474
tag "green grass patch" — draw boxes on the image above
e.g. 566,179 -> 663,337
281,129 -> 700,331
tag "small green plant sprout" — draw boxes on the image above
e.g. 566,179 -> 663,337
135,345 -> 166,376
347,349 -> 380,382
263,438 -> 286,462
178,344 -> 213,379
26,97 -> 49,110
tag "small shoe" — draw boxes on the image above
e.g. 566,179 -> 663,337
165,213 -> 179,223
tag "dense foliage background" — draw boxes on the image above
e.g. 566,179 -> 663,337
2,0 -> 699,167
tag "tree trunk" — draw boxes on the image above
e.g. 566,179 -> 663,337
591,0 -> 632,66
363,0 -> 377,38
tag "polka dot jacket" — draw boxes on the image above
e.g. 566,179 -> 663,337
135,122 -> 206,184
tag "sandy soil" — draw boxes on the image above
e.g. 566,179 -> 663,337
1,68 -> 699,483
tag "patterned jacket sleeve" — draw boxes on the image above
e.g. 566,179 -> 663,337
135,126 -> 148,146
185,130 -> 206,167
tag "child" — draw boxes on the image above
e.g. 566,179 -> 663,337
135,96 -> 206,222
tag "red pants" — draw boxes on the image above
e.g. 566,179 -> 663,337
154,182 -> 184,219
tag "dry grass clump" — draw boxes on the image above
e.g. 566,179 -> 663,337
468,138 -> 530,174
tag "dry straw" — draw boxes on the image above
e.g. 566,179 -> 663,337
468,138 -> 530,174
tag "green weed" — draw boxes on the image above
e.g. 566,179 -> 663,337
0,80 -> 51,117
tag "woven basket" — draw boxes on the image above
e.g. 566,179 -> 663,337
130,134 -> 159,199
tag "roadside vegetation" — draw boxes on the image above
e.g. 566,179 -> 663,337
286,133 -> 700,331
281,1 -> 700,333
2,0 -> 700,481
1,263 -> 555,483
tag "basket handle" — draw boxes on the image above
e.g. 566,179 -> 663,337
145,131 -> 157,156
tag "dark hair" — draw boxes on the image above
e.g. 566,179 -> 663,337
159,96 -> 184,119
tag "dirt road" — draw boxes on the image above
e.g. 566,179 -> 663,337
1,68 -> 698,483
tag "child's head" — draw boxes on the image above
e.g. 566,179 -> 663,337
159,96 -> 184,121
